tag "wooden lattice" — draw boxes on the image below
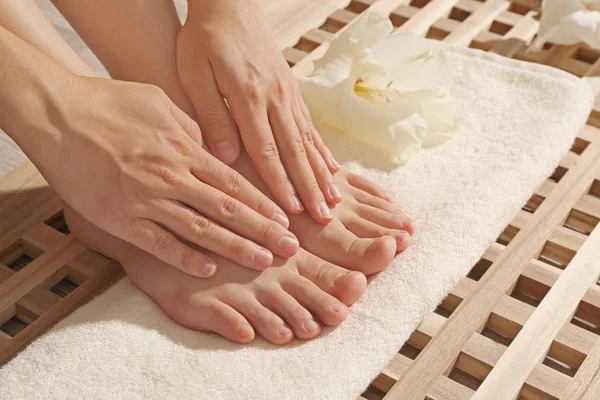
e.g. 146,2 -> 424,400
1,1 -> 600,399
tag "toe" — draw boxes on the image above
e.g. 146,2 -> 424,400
343,216 -> 408,247
295,251 -> 367,305
281,275 -> 347,328
348,236 -> 396,275
396,231 -> 412,253
351,188 -> 398,214
358,204 -> 407,231
225,293 -> 293,345
259,287 -> 322,340
345,171 -> 392,202
173,296 -> 255,344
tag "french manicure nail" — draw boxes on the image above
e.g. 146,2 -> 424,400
200,262 -> 216,276
279,326 -> 292,336
279,234 -> 299,256
253,247 -> 273,268
291,195 -> 304,211
328,183 -> 341,199
272,212 -> 290,228
304,319 -> 319,332
214,141 -> 238,164
318,202 -> 332,220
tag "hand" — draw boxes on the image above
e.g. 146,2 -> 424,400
35,75 -> 301,278
177,0 -> 342,224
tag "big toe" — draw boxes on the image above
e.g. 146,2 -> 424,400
350,236 -> 396,276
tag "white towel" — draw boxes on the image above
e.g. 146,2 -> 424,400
0,40 -> 593,400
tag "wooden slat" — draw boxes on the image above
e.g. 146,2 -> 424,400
562,337 -> 600,400
443,0 -> 509,46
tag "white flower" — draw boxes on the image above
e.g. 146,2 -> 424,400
530,0 -> 600,51
298,10 -> 461,163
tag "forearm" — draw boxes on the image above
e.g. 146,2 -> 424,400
49,0 -> 194,116
0,25 -> 72,162
0,0 -> 93,77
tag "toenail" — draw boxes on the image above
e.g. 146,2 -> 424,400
334,272 -> 349,287
328,183 -> 341,200
279,234 -> 299,256
272,213 -> 290,228
318,202 -> 332,220
239,323 -> 254,339
402,216 -> 414,229
279,326 -> 292,336
200,262 -> 216,276
331,303 -> 344,313
304,319 -> 319,332
253,247 -> 273,268
291,195 -> 304,211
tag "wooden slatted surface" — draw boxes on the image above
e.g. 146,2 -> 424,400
2,1 -> 600,399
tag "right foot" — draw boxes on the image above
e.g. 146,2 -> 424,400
65,206 -> 367,344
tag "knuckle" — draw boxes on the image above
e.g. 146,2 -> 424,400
202,112 -> 236,132
259,220 -> 276,241
153,232 -> 175,255
273,77 -> 287,101
319,165 -> 331,178
260,142 -> 280,161
219,196 -> 240,217
154,165 -> 183,187
300,130 -> 314,146
289,137 -> 306,157
229,235 -> 245,254
253,195 -> 269,215
244,81 -> 262,105
191,214 -> 213,236
308,180 -> 322,195
225,173 -> 244,195
179,247 -> 196,269
316,262 -> 333,284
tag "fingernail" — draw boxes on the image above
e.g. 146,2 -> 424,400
272,212 -> 290,229
279,234 -> 299,256
318,202 -> 332,220
200,262 -> 216,276
214,141 -> 238,164
331,303 -> 345,313
279,325 -> 292,336
253,247 -> 273,268
239,323 -> 254,338
334,272 -> 349,287
304,319 -> 319,332
328,183 -> 341,200
291,195 -> 304,211
329,156 -> 341,169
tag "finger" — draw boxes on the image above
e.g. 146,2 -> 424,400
169,98 -> 204,146
153,201 -> 275,271
186,61 -> 241,164
191,147 -> 289,228
232,104 -> 303,214
292,100 -> 340,205
179,178 -> 299,258
346,172 -> 393,202
298,94 -> 340,173
131,219 -> 218,278
269,104 -> 331,223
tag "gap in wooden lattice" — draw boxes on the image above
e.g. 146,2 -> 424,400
434,293 -> 461,319
448,7 -> 471,22
522,193 -> 545,214
360,385 -> 386,400
537,241 -> 577,270
518,383 -> 557,400
574,46 -> 600,65
0,305 -> 39,338
0,239 -> 39,273
45,210 -> 71,235
294,37 -> 320,53
510,275 -> 551,308
571,301 -> 600,336
425,25 -> 450,41
447,353 -> 484,391
542,341 -> 584,378
508,1 -> 536,16
409,0 -> 431,9
489,20 -> 513,36
41,265 -> 87,299
467,257 -> 493,281
482,313 -> 519,347
319,18 -> 346,34
590,179 -> 600,199
345,0 -> 371,14
496,224 -> 520,246
549,165 -> 568,183
399,342 -> 422,360
564,208 -> 599,236
571,137 -> 591,155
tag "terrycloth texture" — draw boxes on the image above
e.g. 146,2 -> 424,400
0,40 -> 593,400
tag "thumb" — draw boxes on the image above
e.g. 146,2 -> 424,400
184,62 -> 241,164
169,100 -> 204,147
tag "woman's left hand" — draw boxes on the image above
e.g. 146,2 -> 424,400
177,0 -> 342,224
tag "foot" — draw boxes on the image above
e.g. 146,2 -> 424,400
287,169 -> 415,276
232,152 -> 415,276
65,206 -> 367,344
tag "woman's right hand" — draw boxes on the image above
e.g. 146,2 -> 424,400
36,75 -> 300,278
